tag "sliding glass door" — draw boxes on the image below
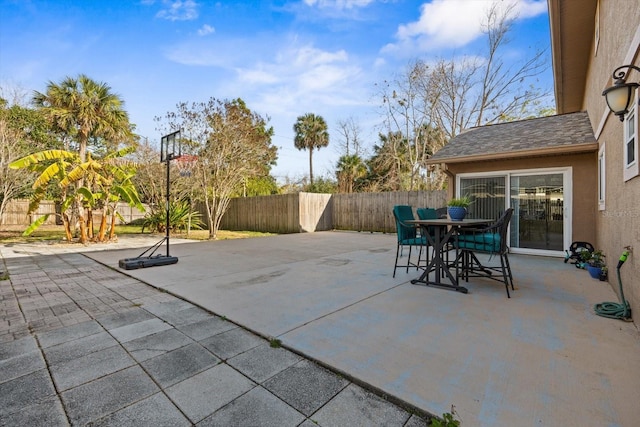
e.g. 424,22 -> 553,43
459,169 -> 569,255
510,173 -> 564,251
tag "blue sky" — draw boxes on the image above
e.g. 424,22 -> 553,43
0,0 -> 552,182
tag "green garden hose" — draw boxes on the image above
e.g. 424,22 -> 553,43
594,250 -> 632,320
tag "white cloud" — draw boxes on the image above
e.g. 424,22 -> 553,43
384,0 -> 547,55
156,0 -> 198,21
235,67 -> 280,84
292,46 -> 348,67
304,0 -> 375,10
197,24 -> 214,36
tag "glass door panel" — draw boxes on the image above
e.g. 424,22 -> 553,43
460,177 -> 506,219
510,174 -> 564,250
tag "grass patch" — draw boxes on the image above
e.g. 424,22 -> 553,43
269,338 -> 282,348
173,229 -> 275,241
0,224 -> 275,244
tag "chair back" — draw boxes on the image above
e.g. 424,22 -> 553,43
392,205 -> 417,242
416,208 -> 437,220
457,207 -> 514,254
495,208 -> 514,253
435,207 -> 448,219
416,208 -> 438,239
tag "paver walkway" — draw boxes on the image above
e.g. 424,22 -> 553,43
0,241 -> 428,426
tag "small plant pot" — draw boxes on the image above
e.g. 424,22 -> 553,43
447,206 -> 467,221
586,265 -> 602,279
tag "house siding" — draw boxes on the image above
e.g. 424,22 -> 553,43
581,0 -> 640,321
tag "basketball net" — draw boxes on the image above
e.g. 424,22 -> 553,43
175,155 -> 198,177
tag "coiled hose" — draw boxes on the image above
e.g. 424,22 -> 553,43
594,250 -> 632,320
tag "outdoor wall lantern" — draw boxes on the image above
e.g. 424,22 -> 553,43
602,65 -> 640,121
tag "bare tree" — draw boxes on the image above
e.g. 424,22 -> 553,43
377,61 -> 446,191
335,117 -> 364,157
130,137 -> 164,205
156,98 -> 277,239
377,2 -> 551,191
0,95 -> 54,225
0,115 -> 32,224
429,2 -> 550,138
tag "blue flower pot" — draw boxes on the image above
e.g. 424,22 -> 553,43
448,206 -> 467,221
586,265 -> 602,279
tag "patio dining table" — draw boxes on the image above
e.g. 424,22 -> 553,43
407,218 -> 492,293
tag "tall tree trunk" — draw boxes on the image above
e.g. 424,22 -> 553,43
78,215 -> 87,244
76,134 -> 88,242
62,213 -> 73,242
309,148 -> 314,186
98,210 -> 108,242
108,211 -> 117,240
87,208 -> 94,240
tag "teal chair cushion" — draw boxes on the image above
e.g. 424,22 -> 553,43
457,232 -> 501,252
400,236 -> 427,246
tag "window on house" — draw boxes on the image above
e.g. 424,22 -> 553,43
598,143 -> 606,210
623,90 -> 639,181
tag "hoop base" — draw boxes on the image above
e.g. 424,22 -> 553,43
119,255 -> 179,270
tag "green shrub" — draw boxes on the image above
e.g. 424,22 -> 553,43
143,200 -> 203,233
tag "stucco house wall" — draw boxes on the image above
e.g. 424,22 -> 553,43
548,0 -> 639,321
580,0 -> 640,321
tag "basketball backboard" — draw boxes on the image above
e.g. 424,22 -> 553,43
160,129 -> 182,162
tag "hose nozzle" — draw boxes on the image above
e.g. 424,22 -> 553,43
618,250 -> 630,269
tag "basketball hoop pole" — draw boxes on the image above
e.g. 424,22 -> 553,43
164,151 -> 171,257
119,130 -> 182,270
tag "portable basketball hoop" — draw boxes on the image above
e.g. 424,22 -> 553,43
119,129 -> 183,270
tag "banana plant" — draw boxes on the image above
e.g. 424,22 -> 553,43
10,147 -> 144,243
10,149 -> 78,240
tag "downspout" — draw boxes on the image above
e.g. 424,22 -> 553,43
442,163 -> 456,199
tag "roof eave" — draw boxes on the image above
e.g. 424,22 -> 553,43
548,0 -> 598,114
426,142 -> 598,165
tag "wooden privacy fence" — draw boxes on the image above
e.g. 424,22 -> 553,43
217,192 -> 332,234
4,191 -> 447,234
332,190 -> 448,233
219,190 -> 447,234
1,199 -> 148,226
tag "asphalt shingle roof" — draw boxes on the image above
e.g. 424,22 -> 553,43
429,111 -> 597,163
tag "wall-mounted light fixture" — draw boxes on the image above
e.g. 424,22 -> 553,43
602,65 -> 640,121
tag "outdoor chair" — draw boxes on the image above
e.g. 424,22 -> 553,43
455,208 -> 515,297
392,205 -> 427,277
435,207 -> 448,219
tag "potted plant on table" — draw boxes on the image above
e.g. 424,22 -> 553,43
447,196 -> 472,221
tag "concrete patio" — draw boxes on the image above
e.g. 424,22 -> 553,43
2,231 -> 639,426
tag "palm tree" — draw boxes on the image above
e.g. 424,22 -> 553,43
336,154 -> 367,193
32,74 -> 133,242
293,113 -> 329,186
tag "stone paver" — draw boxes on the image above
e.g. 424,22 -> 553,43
263,359 -> 350,416
0,239 -> 429,426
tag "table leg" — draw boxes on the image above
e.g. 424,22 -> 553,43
411,225 -> 468,293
